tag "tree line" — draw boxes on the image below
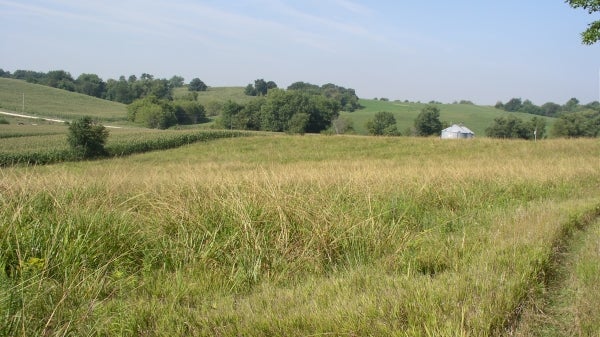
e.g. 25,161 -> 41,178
494,97 -> 600,138
0,69 -> 207,104
219,86 -> 342,134
494,97 -> 599,117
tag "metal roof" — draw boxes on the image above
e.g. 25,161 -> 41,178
442,124 -> 474,134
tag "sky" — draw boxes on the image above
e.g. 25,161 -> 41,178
1,0 -> 599,105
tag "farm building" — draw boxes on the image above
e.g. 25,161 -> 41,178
441,124 -> 474,139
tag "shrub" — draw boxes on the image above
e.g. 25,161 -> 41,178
67,116 -> 109,158
366,111 -> 399,136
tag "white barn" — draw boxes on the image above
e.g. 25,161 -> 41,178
441,124 -> 474,139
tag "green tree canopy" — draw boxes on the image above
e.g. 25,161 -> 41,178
414,105 -> 443,136
169,75 -> 185,88
245,79 -> 277,96
76,73 -> 105,98
45,70 -> 75,91
567,0 -> 600,44
127,96 -> 177,129
67,116 -> 109,158
366,111 -> 399,136
287,82 -> 361,111
551,110 -> 600,137
485,115 -> 543,139
189,78 -> 208,92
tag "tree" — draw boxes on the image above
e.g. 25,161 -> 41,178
551,110 -> 600,137
366,111 -> 399,136
244,84 -> 257,96
76,73 -> 106,98
567,0 -> 600,44
127,96 -> 177,129
485,115 -> 536,139
218,100 -> 244,130
287,82 -> 361,111
245,79 -> 277,96
45,70 -> 75,91
287,113 -> 310,135
541,102 -> 562,117
254,79 -> 268,96
168,75 -> 185,88
563,97 -> 580,112
67,116 -> 109,158
332,116 -> 354,134
503,98 -> 523,112
528,116 -> 547,138
105,76 -> 134,103
173,101 -> 207,124
414,105 -> 443,136
520,99 -> 543,115
189,78 -> 207,92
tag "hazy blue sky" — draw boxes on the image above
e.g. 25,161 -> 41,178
1,0 -> 599,104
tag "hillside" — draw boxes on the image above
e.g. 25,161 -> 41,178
345,99 -> 556,136
0,78 -> 557,136
173,86 -> 258,105
0,78 -> 127,122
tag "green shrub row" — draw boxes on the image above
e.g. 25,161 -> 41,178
0,130 -> 250,167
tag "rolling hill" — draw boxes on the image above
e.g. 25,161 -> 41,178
345,99 -> 556,136
0,78 -> 555,136
0,78 -> 127,122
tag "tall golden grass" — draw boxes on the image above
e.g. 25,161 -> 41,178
1,136 -> 599,336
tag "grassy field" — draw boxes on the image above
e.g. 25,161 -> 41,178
515,217 -> 600,336
1,135 -> 598,336
0,78 -> 127,122
344,99 -> 556,136
173,86 -> 258,115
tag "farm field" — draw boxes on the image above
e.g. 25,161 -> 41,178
0,78 -> 127,122
1,135 -> 599,336
0,126 -> 249,166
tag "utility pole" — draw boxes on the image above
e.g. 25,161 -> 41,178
22,93 -> 24,112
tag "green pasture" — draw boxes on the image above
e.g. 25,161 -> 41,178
0,78 -> 127,122
174,86 -> 257,104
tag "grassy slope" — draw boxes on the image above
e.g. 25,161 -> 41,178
345,99 -> 556,136
1,135 -> 599,336
0,78 -> 127,122
173,86 -> 257,105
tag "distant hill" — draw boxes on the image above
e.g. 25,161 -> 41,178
0,78 -> 556,136
344,99 -> 556,136
0,78 -> 127,122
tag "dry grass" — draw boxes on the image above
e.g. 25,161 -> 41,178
1,136 -> 599,336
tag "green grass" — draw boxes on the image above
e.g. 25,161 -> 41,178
344,99 -> 556,136
1,136 -> 599,336
514,217 -> 600,336
0,78 -> 127,122
174,86 -> 258,104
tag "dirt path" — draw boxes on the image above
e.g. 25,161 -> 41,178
0,110 -> 123,129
